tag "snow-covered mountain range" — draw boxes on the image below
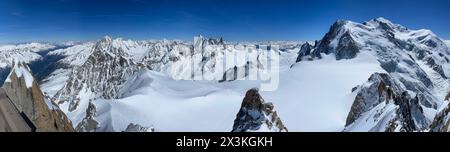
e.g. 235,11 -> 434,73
1,17 -> 450,132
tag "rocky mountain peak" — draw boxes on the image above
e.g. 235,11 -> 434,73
302,18 -> 449,116
344,73 -> 429,132
194,35 -> 225,49
430,101 -> 450,132
75,102 -> 99,132
2,61 -> 74,132
311,17 -> 416,60
232,88 -> 288,132
93,36 -> 129,56
296,42 -> 313,62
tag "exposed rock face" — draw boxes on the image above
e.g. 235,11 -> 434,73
124,123 -> 155,132
194,35 -> 225,50
344,73 -> 429,132
54,36 -> 142,111
334,31 -> 359,60
310,19 -> 360,60
232,88 -> 287,132
2,62 -> 74,132
296,42 -> 313,62
75,102 -> 99,132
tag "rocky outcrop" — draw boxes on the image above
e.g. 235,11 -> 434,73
75,102 -> 99,132
296,42 -> 313,62
2,62 -> 74,132
194,35 -> 225,50
430,93 -> 450,132
344,73 -> 429,132
124,123 -> 154,132
232,88 -> 287,132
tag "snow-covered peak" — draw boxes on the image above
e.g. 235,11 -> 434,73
93,36 -> 124,56
304,17 -> 450,132
334,19 -> 352,25
331,19 -> 354,31
96,36 -> 112,48
91,36 -> 151,60
56,41 -> 85,47
124,123 -> 155,132
232,88 -> 288,132
325,17 -> 408,39
5,61 -> 34,88
193,35 -> 225,48
193,34 -> 204,43
363,17 -> 408,32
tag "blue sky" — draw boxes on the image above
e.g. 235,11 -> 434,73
0,0 -> 449,43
